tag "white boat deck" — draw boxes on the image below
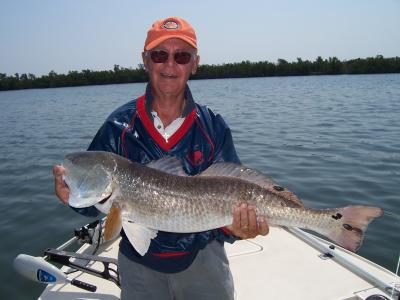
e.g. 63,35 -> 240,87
39,227 -> 399,300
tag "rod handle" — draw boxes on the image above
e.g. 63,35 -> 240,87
71,279 -> 97,292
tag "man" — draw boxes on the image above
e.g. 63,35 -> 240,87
53,16 -> 268,300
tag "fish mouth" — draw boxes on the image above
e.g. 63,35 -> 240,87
68,192 -> 112,209
94,191 -> 114,214
98,192 -> 113,205
68,188 -> 113,209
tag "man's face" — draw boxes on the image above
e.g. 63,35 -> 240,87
142,38 -> 199,98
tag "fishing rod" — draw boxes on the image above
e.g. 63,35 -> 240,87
287,227 -> 400,300
13,219 -> 120,293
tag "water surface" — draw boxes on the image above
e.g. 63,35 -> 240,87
0,74 -> 399,299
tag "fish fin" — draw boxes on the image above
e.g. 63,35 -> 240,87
201,163 -> 304,208
122,219 -> 158,256
146,156 -> 187,176
103,202 -> 122,241
200,162 -> 276,183
326,206 -> 383,252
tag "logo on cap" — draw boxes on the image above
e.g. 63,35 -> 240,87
163,20 -> 180,30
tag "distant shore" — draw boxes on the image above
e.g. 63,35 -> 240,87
1,55 -> 399,91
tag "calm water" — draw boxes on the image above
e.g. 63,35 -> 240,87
1,74 -> 399,299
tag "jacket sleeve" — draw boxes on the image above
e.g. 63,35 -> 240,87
87,121 -> 119,153
213,227 -> 240,244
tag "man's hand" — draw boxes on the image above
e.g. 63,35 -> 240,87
53,165 -> 69,204
226,203 -> 269,239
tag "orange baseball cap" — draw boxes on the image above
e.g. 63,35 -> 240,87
144,17 -> 197,50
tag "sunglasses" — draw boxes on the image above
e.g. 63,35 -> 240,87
147,50 -> 195,65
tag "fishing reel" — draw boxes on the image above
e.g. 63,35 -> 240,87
74,219 -> 104,248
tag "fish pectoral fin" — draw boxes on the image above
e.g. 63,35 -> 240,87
103,203 -> 122,241
122,219 -> 158,256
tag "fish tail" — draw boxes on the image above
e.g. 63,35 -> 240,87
325,205 -> 383,252
103,202 -> 122,241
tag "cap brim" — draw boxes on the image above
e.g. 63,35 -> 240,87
145,35 -> 197,50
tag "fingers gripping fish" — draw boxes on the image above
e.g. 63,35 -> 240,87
63,151 -> 383,255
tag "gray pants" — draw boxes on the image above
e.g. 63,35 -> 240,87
118,240 -> 234,300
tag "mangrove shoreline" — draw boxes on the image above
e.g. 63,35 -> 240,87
1,55 -> 399,91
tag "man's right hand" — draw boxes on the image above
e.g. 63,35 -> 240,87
53,165 -> 69,204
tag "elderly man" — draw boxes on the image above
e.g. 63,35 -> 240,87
53,16 -> 268,300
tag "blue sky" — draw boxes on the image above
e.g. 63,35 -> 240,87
1,0 -> 399,76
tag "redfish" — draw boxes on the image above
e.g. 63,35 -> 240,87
64,151 -> 383,255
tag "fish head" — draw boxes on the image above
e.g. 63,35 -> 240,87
63,152 -> 116,209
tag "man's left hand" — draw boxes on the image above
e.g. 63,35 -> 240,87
226,203 -> 269,239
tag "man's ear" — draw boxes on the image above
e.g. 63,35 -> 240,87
142,52 -> 149,71
192,55 -> 200,75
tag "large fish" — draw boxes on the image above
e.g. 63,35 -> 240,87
63,151 -> 383,255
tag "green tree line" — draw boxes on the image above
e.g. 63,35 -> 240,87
1,55 -> 399,91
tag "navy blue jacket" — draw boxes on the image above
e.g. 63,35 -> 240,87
78,84 -> 240,273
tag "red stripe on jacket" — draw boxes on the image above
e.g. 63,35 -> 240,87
136,95 -> 197,151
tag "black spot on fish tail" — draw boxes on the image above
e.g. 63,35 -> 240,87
342,223 -> 363,235
331,213 -> 343,220
273,185 -> 285,192
343,223 -> 354,231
